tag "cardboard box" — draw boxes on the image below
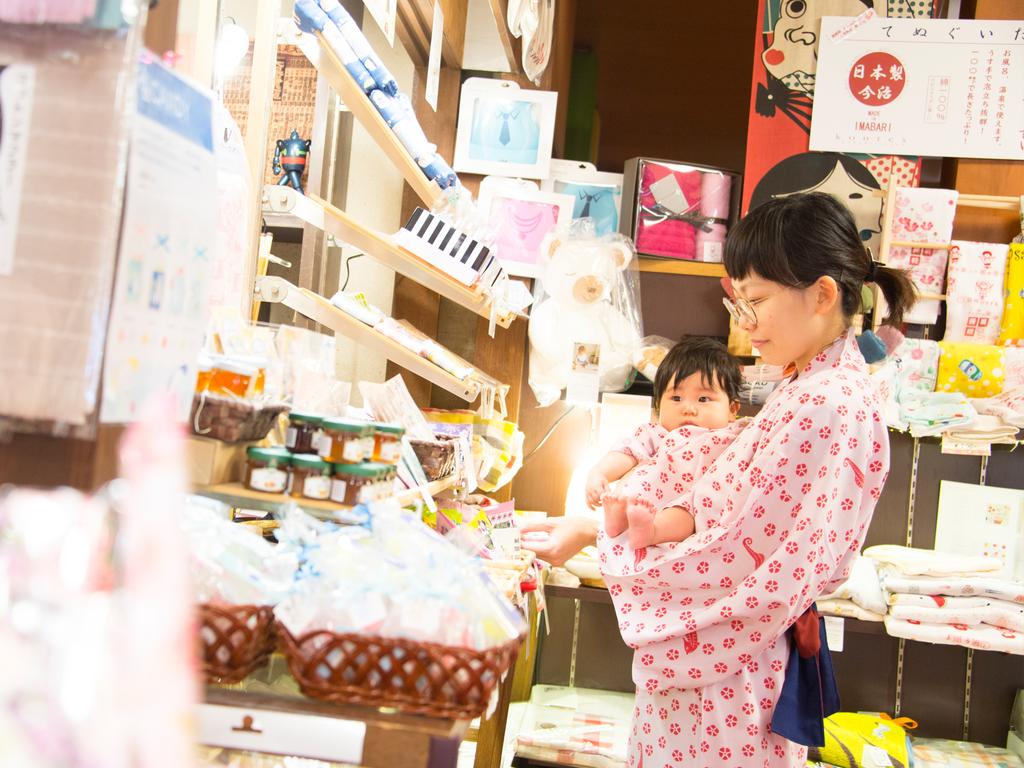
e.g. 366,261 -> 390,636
186,436 -> 253,487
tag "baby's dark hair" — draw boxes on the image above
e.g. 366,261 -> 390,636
725,192 -> 916,327
653,336 -> 742,412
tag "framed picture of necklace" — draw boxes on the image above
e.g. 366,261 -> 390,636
478,177 -> 574,278
453,78 -> 558,179
541,160 -> 624,237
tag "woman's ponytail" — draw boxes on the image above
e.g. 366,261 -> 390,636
871,264 -> 916,328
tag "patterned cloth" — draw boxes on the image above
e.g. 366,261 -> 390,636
598,331 -> 889,768
946,241 -> 1010,344
884,187 -> 958,325
912,738 -> 1024,767
891,338 -> 940,392
999,244 -> 1024,346
877,567 -> 1024,603
937,341 -> 1006,399
610,421 -> 747,507
885,615 -> 1024,654
888,593 -> 1024,632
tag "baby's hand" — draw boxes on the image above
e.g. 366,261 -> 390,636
585,472 -> 608,509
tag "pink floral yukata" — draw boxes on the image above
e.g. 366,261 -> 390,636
610,420 -> 748,512
598,331 -> 890,768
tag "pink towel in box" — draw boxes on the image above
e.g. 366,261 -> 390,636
635,162 -> 703,260
945,241 -> 1009,345
884,187 -> 958,325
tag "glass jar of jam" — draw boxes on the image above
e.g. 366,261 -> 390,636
286,412 -> 323,454
245,447 -> 292,493
330,463 -> 378,506
209,357 -> 258,398
319,418 -> 370,463
289,454 -> 333,500
371,422 -> 405,464
195,355 -> 213,393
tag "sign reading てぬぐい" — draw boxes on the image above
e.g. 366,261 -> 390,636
810,16 -> 1024,160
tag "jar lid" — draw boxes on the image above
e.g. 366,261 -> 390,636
212,357 -> 258,376
247,446 -> 293,465
322,417 -> 370,434
373,422 -> 406,435
362,461 -> 397,478
288,411 -> 323,425
333,462 -> 379,478
291,454 -> 331,471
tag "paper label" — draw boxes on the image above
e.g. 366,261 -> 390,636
861,744 -> 893,767
329,479 -> 348,504
941,436 -> 992,456
250,468 -> 287,493
342,440 -> 364,462
824,616 -> 845,653
491,527 -> 521,559
648,174 -> 689,215
285,426 -> 298,449
701,241 -> 723,262
363,0 -> 397,47
303,475 -> 331,500
566,341 -> 601,405
379,441 -> 401,463
425,1 -> 443,110
0,63 -> 35,275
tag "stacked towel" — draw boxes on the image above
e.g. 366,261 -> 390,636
999,244 -> 1024,346
864,546 -> 1024,655
819,556 -> 888,622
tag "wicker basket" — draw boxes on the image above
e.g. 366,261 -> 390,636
199,604 -> 277,683
409,436 -> 457,481
277,624 -> 521,719
190,393 -> 288,443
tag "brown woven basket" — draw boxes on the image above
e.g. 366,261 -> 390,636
409,436 -> 457,481
277,624 -> 521,719
190,393 -> 289,444
199,604 -> 277,683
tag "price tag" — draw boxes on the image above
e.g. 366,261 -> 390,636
862,744 -> 893,767
566,341 -> 601,405
941,436 -> 991,456
824,616 -> 845,652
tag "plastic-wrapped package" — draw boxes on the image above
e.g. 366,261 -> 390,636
0,14 -> 143,432
317,0 -> 399,94
273,504 -> 526,650
632,335 -> 675,382
528,221 -> 644,406
293,0 -> 375,92
180,498 -> 296,606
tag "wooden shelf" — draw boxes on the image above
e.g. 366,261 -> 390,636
638,257 -> 726,278
253,275 -> 507,403
202,686 -> 466,768
293,26 -> 443,209
197,476 -> 456,520
261,186 -> 515,328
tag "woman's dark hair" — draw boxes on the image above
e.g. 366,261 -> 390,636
724,191 -> 916,327
654,336 -> 742,412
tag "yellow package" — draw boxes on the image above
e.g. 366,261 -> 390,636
937,341 -> 1006,398
998,243 -> 1024,346
808,712 -> 914,768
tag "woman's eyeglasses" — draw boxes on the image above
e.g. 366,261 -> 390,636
722,295 -> 773,327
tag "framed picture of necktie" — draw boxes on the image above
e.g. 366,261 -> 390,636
541,160 -> 624,238
453,77 -> 558,180
478,177 -> 574,278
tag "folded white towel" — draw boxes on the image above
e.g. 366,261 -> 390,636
820,556 -> 888,615
818,598 -> 885,623
864,544 -> 1003,577
888,593 -> 1024,632
884,615 -> 1024,655
878,567 -> 1024,604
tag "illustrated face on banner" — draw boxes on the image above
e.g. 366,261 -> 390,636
749,152 -> 883,245
761,0 -> 880,94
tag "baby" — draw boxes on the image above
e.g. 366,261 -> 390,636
586,336 -> 744,550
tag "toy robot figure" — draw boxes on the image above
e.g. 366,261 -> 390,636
273,129 -> 311,194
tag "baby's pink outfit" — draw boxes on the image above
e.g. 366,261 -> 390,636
606,421 -> 746,542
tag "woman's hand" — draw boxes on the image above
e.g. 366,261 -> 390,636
584,470 -> 609,509
521,516 -> 599,567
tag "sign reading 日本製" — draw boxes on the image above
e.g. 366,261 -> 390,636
810,16 -> 1024,160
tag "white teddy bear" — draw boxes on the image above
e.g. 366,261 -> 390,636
528,230 -> 642,406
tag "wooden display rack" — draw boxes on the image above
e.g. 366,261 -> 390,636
261,185 -> 516,328
253,274 -> 506,404
873,186 -> 1022,330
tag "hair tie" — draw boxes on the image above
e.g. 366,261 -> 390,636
865,259 -> 882,284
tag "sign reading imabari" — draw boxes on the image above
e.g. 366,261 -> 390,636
811,16 -> 1024,160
